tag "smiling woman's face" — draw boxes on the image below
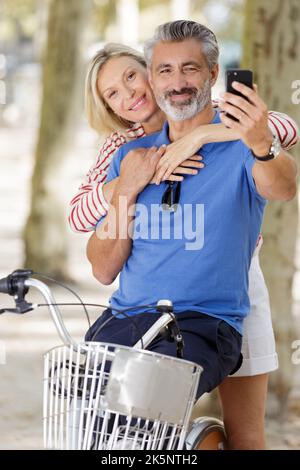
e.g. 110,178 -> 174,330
98,56 -> 158,124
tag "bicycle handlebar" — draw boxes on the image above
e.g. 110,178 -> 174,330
0,270 -> 88,350
0,270 -> 178,354
25,278 -> 79,350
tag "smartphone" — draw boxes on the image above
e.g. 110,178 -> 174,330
225,69 -> 253,121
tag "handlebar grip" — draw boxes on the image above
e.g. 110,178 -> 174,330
0,270 -> 33,295
0,276 -> 10,294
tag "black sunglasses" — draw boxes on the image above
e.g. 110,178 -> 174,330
161,180 -> 181,211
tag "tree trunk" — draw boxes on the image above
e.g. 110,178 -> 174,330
242,0 -> 300,417
23,0 -> 91,279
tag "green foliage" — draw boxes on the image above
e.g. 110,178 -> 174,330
200,0 -> 245,42
1,0 -> 38,40
92,0 -> 116,37
2,0 -> 37,19
0,0 -> 38,22
140,0 -> 168,9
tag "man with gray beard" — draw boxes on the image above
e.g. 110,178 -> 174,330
155,77 -> 211,121
86,20 -> 297,449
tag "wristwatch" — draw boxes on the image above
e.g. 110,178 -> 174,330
252,135 -> 281,161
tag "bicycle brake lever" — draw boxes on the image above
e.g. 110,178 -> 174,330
0,302 -> 34,314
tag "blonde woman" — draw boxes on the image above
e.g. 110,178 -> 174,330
68,43 -> 299,449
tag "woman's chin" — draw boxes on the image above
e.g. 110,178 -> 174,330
126,110 -> 154,124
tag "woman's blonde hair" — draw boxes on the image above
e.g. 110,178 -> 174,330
85,43 -> 146,136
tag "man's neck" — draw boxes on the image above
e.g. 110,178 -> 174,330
142,109 -> 165,135
168,102 -> 215,142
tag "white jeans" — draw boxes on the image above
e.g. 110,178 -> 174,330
233,240 -> 278,377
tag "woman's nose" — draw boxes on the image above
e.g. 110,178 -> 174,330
124,86 -> 135,98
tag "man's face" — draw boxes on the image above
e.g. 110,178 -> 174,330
148,39 -> 218,121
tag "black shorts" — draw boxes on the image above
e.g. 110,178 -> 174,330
85,310 -> 243,399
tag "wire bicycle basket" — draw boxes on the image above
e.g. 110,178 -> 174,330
44,342 -> 201,450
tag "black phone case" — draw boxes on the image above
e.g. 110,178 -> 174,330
225,69 -> 253,121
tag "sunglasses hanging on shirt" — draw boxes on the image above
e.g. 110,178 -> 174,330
161,180 -> 181,212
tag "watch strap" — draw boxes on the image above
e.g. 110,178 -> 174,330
252,152 -> 275,161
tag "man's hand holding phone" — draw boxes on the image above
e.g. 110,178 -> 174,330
219,72 -> 274,157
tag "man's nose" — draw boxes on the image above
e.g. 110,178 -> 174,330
172,71 -> 188,91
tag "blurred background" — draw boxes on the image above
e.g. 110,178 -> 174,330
0,0 -> 299,449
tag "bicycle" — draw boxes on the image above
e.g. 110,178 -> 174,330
0,269 -> 226,450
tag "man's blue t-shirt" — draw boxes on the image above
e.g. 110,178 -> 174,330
101,112 -> 266,334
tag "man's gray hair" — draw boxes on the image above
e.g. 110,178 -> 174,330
144,20 -> 219,70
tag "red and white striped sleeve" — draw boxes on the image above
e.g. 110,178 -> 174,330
68,123 -> 146,233
267,111 -> 299,149
68,132 -> 127,233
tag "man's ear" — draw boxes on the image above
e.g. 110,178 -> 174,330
210,64 -> 219,87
